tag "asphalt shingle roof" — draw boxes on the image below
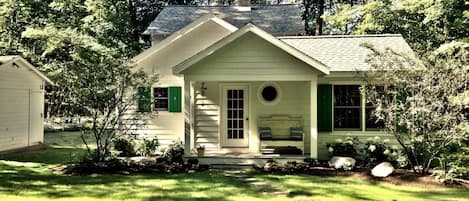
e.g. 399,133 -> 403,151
145,5 -> 305,36
279,34 -> 414,71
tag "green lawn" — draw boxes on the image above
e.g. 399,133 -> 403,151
0,132 -> 467,201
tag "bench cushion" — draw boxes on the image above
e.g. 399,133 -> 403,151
290,127 -> 303,140
259,127 -> 272,140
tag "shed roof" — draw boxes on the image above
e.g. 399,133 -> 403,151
279,34 -> 415,72
145,4 -> 304,37
0,55 -> 53,84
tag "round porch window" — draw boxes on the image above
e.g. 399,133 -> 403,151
258,82 -> 281,105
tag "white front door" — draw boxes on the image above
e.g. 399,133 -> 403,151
220,84 -> 249,148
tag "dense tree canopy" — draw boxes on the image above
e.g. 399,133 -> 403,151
0,0 -> 167,116
323,0 -> 469,54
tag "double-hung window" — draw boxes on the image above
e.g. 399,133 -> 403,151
318,84 -> 387,132
137,86 -> 181,112
333,85 -> 361,130
154,88 -> 169,111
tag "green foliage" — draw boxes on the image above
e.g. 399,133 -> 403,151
324,0 -> 469,54
326,137 -> 359,158
327,136 -> 407,168
163,140 -> 185,164
360,137 -> 408,168
137,137 -> 160,156
362,41 -> 469,175
114,138 -> 138,157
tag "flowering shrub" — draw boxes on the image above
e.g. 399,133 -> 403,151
326,136 -> 407,168
361,136 -> 407,168
326,137 -> 360,157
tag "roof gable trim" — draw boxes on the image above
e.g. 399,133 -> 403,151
133,14 -> 238,64
173,23 -> 330,75
0,56 -> 53,85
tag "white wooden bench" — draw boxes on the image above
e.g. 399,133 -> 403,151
258,115 -> 304,154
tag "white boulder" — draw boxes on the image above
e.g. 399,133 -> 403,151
328,156 -> 356,170
371,162 -> 394,177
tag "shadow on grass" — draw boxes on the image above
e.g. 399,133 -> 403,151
1,132 -> 468,201
0,160 -> 264,201
0,146 -> 86,165
253,173 -> 469,201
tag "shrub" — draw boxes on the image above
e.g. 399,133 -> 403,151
163,140 -> 185,164
114,137 -> 137,157
70,153 -> 131,174
326,136 -> 407,168
326,137 -> 359,157
435,141 -> 469,182
137,137 -> 159,156
361,137 -> 408,168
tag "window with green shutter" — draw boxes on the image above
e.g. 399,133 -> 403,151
317,84 -> 333,132
169,86 -> 182,112
137,87 -> 152,112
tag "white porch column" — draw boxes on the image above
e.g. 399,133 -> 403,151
310,76 -> 318,159
184,80 -> 195,156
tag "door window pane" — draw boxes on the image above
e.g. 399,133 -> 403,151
227,90 -> 244,139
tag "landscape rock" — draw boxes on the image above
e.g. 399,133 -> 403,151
371,162 -> 394,177
328,156 -> 356,170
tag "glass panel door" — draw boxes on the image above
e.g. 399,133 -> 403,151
221,84 -> 249,148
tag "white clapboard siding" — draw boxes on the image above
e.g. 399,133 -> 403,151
183,32 -> 315,81
194,91 -> 221,150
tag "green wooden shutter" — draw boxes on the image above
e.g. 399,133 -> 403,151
137,87 -> 152,112
169,86 -> 182,112
317,84 -> 333,132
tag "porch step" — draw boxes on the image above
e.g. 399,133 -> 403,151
261,146 -> 303,155
210,163 -> 256,170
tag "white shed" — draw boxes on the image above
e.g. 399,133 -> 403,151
0,56 -> 52,153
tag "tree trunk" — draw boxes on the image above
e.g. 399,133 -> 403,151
315,0 -> 324,36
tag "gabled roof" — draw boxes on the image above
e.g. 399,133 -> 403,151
173,23 -> 330,75
0,56 -> 53,84
279,34 -> 414,72
133,14 -> 238,64
145,5 -> 304,37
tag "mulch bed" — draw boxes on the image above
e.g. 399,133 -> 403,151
306,167 -> 469,189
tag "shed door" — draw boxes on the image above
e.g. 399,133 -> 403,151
221,84 -> 249,148
29,90 -> 44,145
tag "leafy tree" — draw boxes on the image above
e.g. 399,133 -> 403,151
302,0 -> 366,35
323,0 -> 469,54
361,41 -> 468,175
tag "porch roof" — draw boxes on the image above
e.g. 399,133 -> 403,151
173,23 -> 330,75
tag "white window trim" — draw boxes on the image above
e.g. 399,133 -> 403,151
257,82 -> 282,106
329,82 -> 388,135
153,87 -> 169,111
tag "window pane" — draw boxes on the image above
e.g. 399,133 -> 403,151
334,108 -> 361,129
154,87 -> 169,111
334,85 -> 361,130
366,108 -> 385,129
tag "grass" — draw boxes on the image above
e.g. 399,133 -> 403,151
0,132 -> 468,201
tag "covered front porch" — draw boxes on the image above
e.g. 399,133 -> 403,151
173,24 -> 330,160
183,79 -> 319,159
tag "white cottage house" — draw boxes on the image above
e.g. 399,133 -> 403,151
130,5 -> 414,164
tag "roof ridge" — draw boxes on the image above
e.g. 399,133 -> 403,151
278,34 -> 403,39
165,4 -> 300,8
